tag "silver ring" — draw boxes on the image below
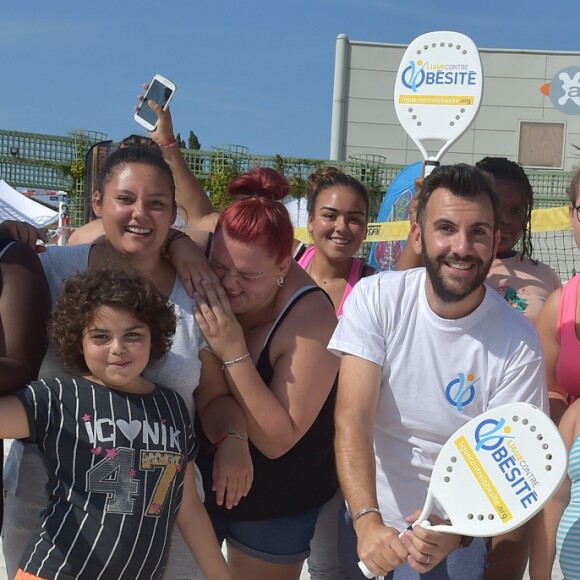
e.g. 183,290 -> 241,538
425,555 -> 430,565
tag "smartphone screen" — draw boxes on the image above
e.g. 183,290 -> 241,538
137,80 -> 174,127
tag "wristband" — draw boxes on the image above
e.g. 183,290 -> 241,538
352,507 -> 382,525
157,135 -> 177,148
209,427 -> 249,453
162,230 -> 189,258
221,352 -> 251,370
458,535 -> 474,548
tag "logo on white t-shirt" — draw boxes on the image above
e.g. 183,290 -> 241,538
445,372 -> 480,411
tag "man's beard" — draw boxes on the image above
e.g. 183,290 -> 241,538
422,239 -> 492,304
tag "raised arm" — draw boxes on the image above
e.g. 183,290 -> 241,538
141,94 -> 218,231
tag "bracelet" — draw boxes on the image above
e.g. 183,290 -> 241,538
156,135 -> 177,148
162,230 -> 189,258
209,427 -> 249,453
352,507 -> 382,525
221,352 -> 250,370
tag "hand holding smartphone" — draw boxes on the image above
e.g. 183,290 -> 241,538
134,74 -> 176,131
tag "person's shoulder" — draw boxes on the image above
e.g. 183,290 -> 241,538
40,244 -> 90,278
293,284 -> 337,316
484,284 -> 539,332
169,275 -> 196,309
156,383 -> 190,408
67,219 -> 105,246
20,376 -> 66,397
0,238 -> 42,269
372,266 -> 422,289
279,284 -> 337,334
520,255 -> 561,285
42,243 -> 90,262
484,294 -> 544,358
350,268 -> 422,313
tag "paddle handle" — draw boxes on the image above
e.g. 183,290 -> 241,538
358,560 -> 383,579
359,521 -> 432,579
423,159 -> 439,177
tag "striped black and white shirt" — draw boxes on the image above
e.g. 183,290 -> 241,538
14,376 -> 197,580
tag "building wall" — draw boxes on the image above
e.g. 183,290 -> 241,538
330,35 -> 580,171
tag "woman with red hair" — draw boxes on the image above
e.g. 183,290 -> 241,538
191,167 -> 339,580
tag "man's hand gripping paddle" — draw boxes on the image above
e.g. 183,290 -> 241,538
359,402 -> 567,578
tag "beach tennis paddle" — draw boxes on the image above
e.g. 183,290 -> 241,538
359,402 -> 567,579
394,31 -> 483,176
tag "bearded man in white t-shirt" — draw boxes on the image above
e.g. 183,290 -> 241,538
329,164 -> 547,580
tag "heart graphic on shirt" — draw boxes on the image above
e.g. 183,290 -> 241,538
116,419 -> 142,442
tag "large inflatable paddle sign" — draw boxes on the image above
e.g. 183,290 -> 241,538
394,30 -> 483,176
368,31 -> 484,270
359,402 -> 567,579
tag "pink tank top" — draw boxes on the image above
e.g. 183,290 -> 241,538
297,246 -> 364,317
557,274 -> 580,398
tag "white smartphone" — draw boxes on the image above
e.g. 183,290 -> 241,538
134,74 -> 176,131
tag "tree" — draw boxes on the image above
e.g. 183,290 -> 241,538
175,133 -> 186,148
188,131 -> 201,150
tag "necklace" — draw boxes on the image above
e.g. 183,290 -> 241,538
245,301 -> 276,337
307,261 -> 328,285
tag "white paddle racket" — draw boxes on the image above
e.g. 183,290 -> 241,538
394,31 -> 483,176
359,402 -> 567,578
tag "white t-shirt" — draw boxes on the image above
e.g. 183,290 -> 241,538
328,268 -> 547,531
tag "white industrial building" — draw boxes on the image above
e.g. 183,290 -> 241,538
330,34 -> 580,171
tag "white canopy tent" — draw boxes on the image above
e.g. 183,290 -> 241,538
283,197 -> 308,228
0,179 -> 58,228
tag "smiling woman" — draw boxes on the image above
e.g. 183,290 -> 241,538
0,144 -> 249,580
295,167 -> 375,317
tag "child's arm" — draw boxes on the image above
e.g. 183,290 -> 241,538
176,461 -> 232,580
195,350 -> 253,510
0,395 -> 30,439
529,401 -> 577,579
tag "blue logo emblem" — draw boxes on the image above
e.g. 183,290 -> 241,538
445,373 -> 479,411
474,417 -> 513,451
401,60 -> 428,93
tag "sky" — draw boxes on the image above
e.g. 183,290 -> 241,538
2,0 -> 580,160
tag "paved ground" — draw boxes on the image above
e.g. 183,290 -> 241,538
0,440 -> 560,580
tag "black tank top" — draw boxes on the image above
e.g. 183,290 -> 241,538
195,285 -> 338,520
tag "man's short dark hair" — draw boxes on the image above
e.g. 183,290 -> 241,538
416,164 -> 500,230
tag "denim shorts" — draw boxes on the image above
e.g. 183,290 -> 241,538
212,507 -> 321,564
